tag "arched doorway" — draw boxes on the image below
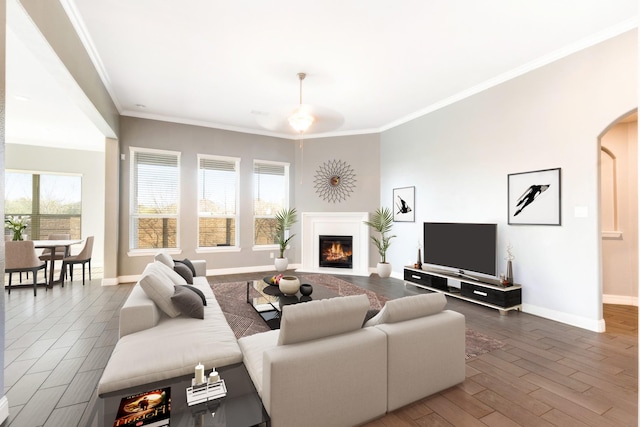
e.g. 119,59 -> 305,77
598,110 -> 638,326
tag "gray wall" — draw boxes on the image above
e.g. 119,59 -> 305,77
117,119 -> 383,277
118,117 -> 297,276
380,30 -> 637,331
0,0 -> 6,420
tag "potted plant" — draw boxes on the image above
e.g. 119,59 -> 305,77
5,215 -> 29,241
364,207 -> 396,277
274,207 -> 298,272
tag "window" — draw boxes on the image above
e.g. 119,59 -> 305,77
4,171 -> 82,239
130,147 -> 180,250
253,160 -> 289,246
198,155 -> 239,248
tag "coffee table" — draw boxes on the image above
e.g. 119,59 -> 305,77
246,279 -> 339,329
96,363 -> 269,427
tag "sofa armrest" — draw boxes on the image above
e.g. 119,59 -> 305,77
262,328 -> 387,427
119,285 -> 161,338
191,259 -> 206,277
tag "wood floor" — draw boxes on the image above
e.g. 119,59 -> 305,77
1,270 -> 637,427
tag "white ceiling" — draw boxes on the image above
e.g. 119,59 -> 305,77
6,0 -> 639,151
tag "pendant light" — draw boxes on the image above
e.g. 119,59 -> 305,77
288,72 -> 315,133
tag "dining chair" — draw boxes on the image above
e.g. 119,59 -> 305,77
39,233 -> 71,280
62,236 -> 94,286
5,241 -> 48,296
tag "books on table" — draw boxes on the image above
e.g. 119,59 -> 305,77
113,387 -> 171,427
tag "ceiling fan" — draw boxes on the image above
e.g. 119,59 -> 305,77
254,72 -> 344,136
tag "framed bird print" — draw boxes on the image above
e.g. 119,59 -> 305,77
508,168 -> 561,225
393,186 -> 415,222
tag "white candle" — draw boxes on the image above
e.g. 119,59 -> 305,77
195,363 -> 205,384
209,370 -> 219,383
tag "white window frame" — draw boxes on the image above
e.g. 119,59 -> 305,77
252,159 -> 290,250
128,147 -> 181,255
196,154 -> 240,252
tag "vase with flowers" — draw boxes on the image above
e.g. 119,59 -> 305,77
5,215 -> 29,241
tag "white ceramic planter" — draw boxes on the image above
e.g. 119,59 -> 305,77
377,262 -> 392,278
278,276 -> 301,295
274,257 -> 288,272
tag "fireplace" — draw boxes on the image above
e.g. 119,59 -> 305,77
319,235 -> 353,269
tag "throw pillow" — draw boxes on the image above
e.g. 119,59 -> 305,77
171,286 -> 204,319
175,258 -> 197,277
364,293 -> 446,327
177,285 -> 207,306
154,261 -> 188,286
154,252 -> 175,269
139,272 -> 181,318
278,294 -> 370,345
173,263 -> 194,284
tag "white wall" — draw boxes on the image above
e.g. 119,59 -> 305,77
601,120 -> 638,304
380,30 -> 637,331
5,143 -> 105,268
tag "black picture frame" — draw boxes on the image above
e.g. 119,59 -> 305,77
393,186 -> 415,222
508,168 -> 561,225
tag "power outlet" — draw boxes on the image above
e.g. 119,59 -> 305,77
270,252 -> 274,259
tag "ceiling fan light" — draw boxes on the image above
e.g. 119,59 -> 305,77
288,109 -> 315,133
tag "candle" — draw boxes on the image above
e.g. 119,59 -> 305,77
209,370 -> 220,383
195,363 -> 205,384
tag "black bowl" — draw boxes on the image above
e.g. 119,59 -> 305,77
300,284 -> 313,296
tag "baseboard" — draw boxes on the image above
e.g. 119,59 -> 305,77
522,303 -> 606,332
603,294 -> 638,306
101,277 -> 119,286
0,395 -> 9,425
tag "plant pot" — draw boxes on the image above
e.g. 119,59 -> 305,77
377,262 -> 392,278
278,276 -> 300,295
274,257 -> 288,272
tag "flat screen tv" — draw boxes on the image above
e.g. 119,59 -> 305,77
423,222 -> 497,279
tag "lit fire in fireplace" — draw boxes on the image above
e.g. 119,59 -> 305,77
323,241 -> 353,262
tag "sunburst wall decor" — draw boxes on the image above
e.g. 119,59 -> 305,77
313,159 -> 357,203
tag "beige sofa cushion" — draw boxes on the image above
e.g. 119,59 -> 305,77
364,292 -> 446,326
139,269 -> 181,318
154,251 -> 175,268
154,260 -> 188,286
278,294 -> 369,345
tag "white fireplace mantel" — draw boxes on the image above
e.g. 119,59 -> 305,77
298,212 -> 370,277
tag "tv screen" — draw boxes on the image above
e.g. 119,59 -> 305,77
423,222 -> 497,278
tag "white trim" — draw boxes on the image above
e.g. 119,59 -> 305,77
127,249 -> 182,257
521,303 -> 606,333
0,396 -> 9,424
195,247 -> 241,254
252,244 -> 279,252
117,274 -> 140,284
603,294 -> 638,306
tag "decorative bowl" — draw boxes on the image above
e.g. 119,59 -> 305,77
300,284 -> 313,296
278,276 -> 301,295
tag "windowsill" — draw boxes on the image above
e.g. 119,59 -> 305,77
602,231 -> 623,239
128,249 -> 183,257
196,247 -> 241,253
252,245 -> 279,252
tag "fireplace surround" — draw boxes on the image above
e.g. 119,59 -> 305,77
299,212 -> 370,276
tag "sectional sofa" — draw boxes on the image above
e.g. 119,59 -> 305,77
98,255 -> 466,427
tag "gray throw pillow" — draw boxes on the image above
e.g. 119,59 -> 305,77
177,285 -> 207,306
173,263 -> 194,284
175,259 -> 197,277
171,286 -> 204,319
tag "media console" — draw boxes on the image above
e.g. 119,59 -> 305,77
403,266 -> 522,315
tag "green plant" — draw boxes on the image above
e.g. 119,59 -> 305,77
4,215 -> 29,241
274,207 -> 298,258
364,207 -> 396,263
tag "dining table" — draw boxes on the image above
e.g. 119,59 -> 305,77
32,239 -> 83,286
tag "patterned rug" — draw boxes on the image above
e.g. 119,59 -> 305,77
209,274 -> 503,359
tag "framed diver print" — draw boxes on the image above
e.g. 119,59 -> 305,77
508,168 -> 561,225
393,186 -> 415,222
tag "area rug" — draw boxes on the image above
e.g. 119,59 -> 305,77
210,274 -> 503,359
